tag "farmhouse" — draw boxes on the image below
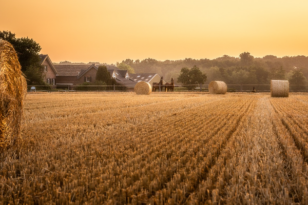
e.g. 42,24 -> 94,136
40,54 -> 163,90
53,63 -> 138,89
40,55 -> 57,85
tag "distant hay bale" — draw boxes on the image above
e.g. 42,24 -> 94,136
134,81 -> 152,95
271,80 -> 289,97
0,39 -> 27,151
209,81 -> 227,94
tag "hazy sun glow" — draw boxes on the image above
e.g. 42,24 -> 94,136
1,0 -> 308,63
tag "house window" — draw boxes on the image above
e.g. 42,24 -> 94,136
44,65 -> 47,72
86,77 -> 91,82
47,78 -> 50,84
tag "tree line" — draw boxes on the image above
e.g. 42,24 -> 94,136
119,52 -> 308,90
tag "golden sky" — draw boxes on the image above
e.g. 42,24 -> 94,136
1,0 -> 308,64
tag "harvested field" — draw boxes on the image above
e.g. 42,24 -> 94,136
1,92 -> 308,204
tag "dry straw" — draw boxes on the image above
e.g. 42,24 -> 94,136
208,81 -> 227,94
0,39 -> 27,151
134,81 -> 152,95
270,80 -> 289,97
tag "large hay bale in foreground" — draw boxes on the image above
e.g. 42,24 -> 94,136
134,81 -> 152,95
271,80 -> 289,97
209,81 -> 227,94
0,40 -> 27,151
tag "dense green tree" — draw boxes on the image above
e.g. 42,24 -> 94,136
230,68 -> 257,84
190,66 -> 207,84
140,58 -> 158,65
271,66 -> 286,80
206,66 -> 225,82
219,67 -> 228,81
121,59 -> 134,66
254,66 -> 269,83
231,70 -> 249,84
0,31 -> 44,85
96,65 -> 112,84
117,62 -> 135,73
247,69 -> 258,84
240,52 -> 254,65
289,69 -> 306,90
24,65 -> 45,85
177,67 -> 190,85
177,66 -> 207,90
263,55 -> 277,60
0,31 -> 15,42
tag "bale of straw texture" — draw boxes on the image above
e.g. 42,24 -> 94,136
134,81 -> 152,95
270,80 -> 289,97
208,81 -> 227,94
0,40 -> 27,151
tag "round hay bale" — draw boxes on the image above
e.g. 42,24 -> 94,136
270,80 -> 289,97
0,39 -> 27,151
208,81 -> 227,94
134,81 -> 152,95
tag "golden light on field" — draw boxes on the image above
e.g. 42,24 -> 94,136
1,0 -> 308,62
1,92 -> 308,203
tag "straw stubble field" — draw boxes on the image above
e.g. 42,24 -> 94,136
1,92 -> 308,204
